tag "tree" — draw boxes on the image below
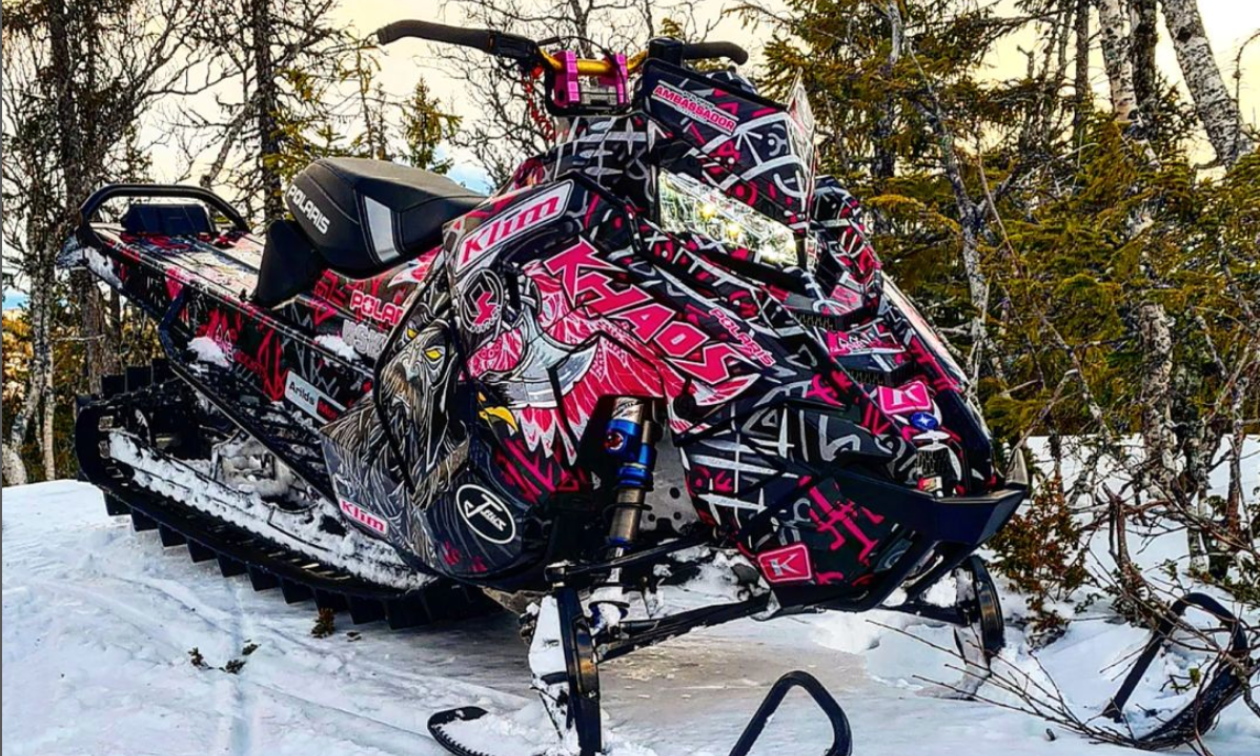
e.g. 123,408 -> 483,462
444,0 -> 714,186
400,79 -> 462,173
192,1 -> 463,223
1160,0 -> 1255,166
1,0 -> 215,481
747,0 -> 1062,389
191,0 -> 346,225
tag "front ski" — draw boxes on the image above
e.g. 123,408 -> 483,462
1102,592 -> 1256,749
427,671 -> 854,756
429,708 -> 544,756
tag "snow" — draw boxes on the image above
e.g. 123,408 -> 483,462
108,432 -> 427,591
188,336 -> 232,368
315,334 -> 360,362
3,478 -> 1257,755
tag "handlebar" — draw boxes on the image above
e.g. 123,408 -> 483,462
680,41 -> 749,66
376,19 -> 748,76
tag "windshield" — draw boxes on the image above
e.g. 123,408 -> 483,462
785,77 -> 816,197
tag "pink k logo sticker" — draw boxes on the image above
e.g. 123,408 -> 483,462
756,543 -> 814,584
876,379 -> 932,415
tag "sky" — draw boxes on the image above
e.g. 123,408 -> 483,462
340,0 -> 1260,169
3,0 -> 1258,307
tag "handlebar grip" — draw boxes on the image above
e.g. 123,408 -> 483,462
680,41 -> 749,66
376,20 -> 494,52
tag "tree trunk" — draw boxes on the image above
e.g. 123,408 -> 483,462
873,2 -> 903,185
1161,0 -> 1256,165
1097,0 -> 1138,124
1073,0 -> 1092,144
40,374 -> 56,480
1129,0 -> 1159,127
75,270 -> 121,393
1137,302 -> 1176,497
253,0 -> 284,224
1,443 -> 27,486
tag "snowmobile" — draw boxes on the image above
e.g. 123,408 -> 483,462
66,18 -> 1250,756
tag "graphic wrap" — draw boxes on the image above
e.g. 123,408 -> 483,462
75,55 -> 1003,595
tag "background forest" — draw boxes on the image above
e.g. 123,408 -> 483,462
2,0 -> 1257,735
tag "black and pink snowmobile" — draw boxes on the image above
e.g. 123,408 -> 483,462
67,19 -> 1250,756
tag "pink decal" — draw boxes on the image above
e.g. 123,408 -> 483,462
807,488 -> 884,565
860,401 -> 893,437
616,302 -> 673,341
651,83 -> 738,133
349,290 -> 403,327
876,380 -> 932,415
710,307 -> 774,367
542,240 -> 747,387
756,543 -> 814,584
656,321 -> 707,358
165,266 -> 190,301
340,499 -> 388,536
544,238 -> 620,295
458,183 -> 571,269
387,247 -> 440,287
472,289 -> 499,327
467,328 -> 524,376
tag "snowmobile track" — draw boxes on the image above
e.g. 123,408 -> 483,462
77,364 -> 500,631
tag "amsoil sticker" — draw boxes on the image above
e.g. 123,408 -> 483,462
284,370 -> 344,422
651,82 -> 737,134
455,484 -> 516,544
340,499 -> 388,536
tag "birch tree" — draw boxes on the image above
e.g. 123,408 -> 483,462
1096,0 -> 1137,124
1161,0 -> 1255,165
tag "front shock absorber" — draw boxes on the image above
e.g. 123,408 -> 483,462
589,396 -> 658,634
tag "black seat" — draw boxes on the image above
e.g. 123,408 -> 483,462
253,158 -> 484,307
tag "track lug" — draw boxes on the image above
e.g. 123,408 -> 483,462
130,510 -> 158,531
157,524 -> 187,547
385,598 -> 429,629
347,598 -> 385,625
247,566 -> 280,592
280,579 -> 314,605
186,540 -> 216,563
217,555 -> 247,578
104,494 -> 131,517
314,590 -> 348,612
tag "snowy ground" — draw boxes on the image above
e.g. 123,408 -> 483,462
3,480 -> 1257,756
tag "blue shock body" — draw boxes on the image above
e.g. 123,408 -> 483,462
590,398 -> 657,633
603,415 -> 656,548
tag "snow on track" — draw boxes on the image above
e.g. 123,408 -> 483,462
3,481 -> 1257,755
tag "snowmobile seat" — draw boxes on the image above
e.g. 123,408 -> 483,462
286,157 -> 484,277
253,158 -> 484,307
